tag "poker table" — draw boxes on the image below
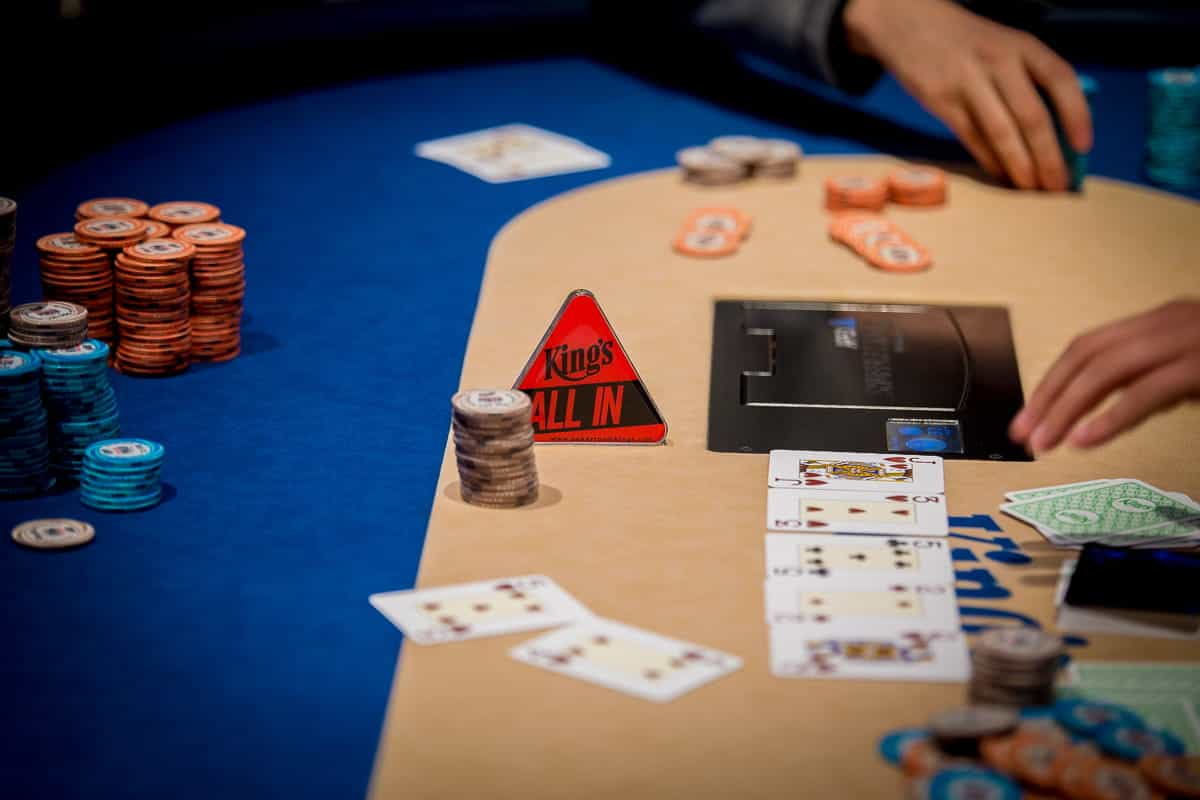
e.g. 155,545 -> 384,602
3,55 -> 1199,799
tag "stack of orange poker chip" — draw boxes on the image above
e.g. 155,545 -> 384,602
173,222 -> 245,362
75,197 -> 149,221
825,176 -> 888,212
1139,754 -> 1200,798
828,212 -> 933,273
36,233 -> 116,342
74,216 -> 150,252
672,207 -> 752,258
147,201 -> 221,229
113,239 -> 195,376
141,220 -> 171,239
888,166 -> 948,206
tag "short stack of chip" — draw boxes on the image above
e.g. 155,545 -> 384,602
35,340 -> 120,480
969,628 -> 1064,708
75,197 -> 149,221
672,207 -> 752,259
1145,67 -> 1200,190
828,213 -> 933,273
676,135 -> 802,185
80,437 -> 164,512
825,175 -> 889,211
8,301 -> 89,349
888,167 -> 948,206
113,238 -> 195,376
174,222 -> 246,362
0,348 -> 53,496
37,233 -> 117,342
148,201 -> 221,229
0,197 -> 15,336
451,389 -> 539,508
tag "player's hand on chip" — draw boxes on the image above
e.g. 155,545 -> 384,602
1010,300 -> 1200,454
843,0 -> 1092,191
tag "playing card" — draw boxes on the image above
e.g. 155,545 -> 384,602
1001,479 -> 1200,548
415,124 -> 610,183
769,620 -> 970,682
369,575 -> 591,645
509,617 -> 742,702
768,450 -> 944,494
1005,479 -> 1114,503
767,488 -> 949,536
764,575 -> 959,627
764,533 -> 954,581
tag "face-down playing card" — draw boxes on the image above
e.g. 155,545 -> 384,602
769,621 -> 970,682
369,575 -> 591,645
768,450 -> 945,493
510,617 -> 742,702
767,488 -> 949,536
764,533 -> 954,581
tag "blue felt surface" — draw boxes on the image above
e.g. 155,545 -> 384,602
0,56 -> 1193,798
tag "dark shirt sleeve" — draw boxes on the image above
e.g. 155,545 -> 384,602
689,0 -> 883,94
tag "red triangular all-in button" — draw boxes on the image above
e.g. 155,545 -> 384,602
513,289 -> 667,444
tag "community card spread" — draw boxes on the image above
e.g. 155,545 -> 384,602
510,618 -> 742,702
369,575 -> 591,645
767,450 -> 944,493
767,488 -> 949,536
415,124 -> 610,183
764,576 -> 959,628
764,533 -> 953,581
769,621 -> 970,682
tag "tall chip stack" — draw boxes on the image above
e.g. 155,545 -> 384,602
451,389 -> 540,508
0,197 -> 15,337
968,628 -> 1064,708
37,233 -> 117,342
113,239 -> 195,376
35,340 -> 121,480
173,222 -> 245,362
1146,67 -> 1200,190
0,348 -> 54,497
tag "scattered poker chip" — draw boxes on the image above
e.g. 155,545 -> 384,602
173,222 -> 246,363
1097,723 -> 1184,761
888,167 -> 947,206
113,239 -> 196,376
673,228 -> 740,259
828,213 -> 935,274
868,241 -> 933,273
825,175 -> 888,212
929,706 -> 1019,756
11,518 -> 95,550
75,197 -> 149,220
36,232 -> 116,342
0,347 -> 53,496
926,766 -> 1021,800
7,301 -> 89,349
1139,754 -> 1200,798
676,146 -> 746,186
451,390 -> 539,509
879,728 -> 930,766
684,207 -> 753,241
80,438 -> 165,512
1054,698 -> 1143,738
1145,67 -> 1200,190
969,629 -> 1064,708
148,201 -> 222,227
34,340 -> 121,480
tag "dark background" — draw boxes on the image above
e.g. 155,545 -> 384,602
4,0 -> 1200,194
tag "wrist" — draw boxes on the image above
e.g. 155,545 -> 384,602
842,0 -> 884,60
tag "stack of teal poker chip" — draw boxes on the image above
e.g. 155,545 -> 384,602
1044,74 -> 1098,192
35,339 -> 120,480
80,438 -> 164,511
0,347 -> 53,496
1146,67 -> 1200,189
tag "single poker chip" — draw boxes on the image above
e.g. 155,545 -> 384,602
980,736 -> 1016,775
172,221 -> 245,247
12,518 -> 95,550
673,228 -> 740,258
452,389 -> 531,419
1097,723 -> 1184,761
888,167 -> 948,206
825,175 -> 888,212
148,201 -> 222,226
76,197 -> 149,220
1054,699 -> 1144,738
879,728 -> 930,766
1076,760 -> 1158,800
868,241 -> 932,273
684,207 -> 752,241
1139,754 -> 1200,798
74,216 -> 150,247
1010,732 -> 1063,790
927,766 -> 1021,800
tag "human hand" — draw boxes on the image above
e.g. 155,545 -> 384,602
1009,300 -> 1200,454
843,0 -> 1092,191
